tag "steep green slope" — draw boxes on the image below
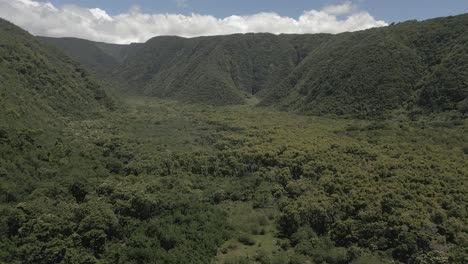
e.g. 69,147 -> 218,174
38,37 -> 120,75
140,34 -> 304,105
38,36 -> 142,81
262,29 -> 426,117
42,33 -> 331,106
407,17 -> 468,113
41,14 -> 468,118
114,34 -> 331,105
0,19 -> 114,127
263,14 -> 468,118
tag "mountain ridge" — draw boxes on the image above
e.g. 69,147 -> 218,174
39,14 -> 468,118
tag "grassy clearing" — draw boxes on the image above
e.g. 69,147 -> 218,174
214,202 -> 280,263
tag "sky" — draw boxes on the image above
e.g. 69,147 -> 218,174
0,0 -> 466,44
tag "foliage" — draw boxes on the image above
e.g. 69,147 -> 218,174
42,15 -> 468,118
0,19 -> 115,128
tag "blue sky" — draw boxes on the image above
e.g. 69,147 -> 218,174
36,0 -> 468,22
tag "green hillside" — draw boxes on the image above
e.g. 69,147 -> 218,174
141,34 -> 298,105
0,19 -> 114,127
0,17 -> 116,212
263,14 -> 468,118
41,14 -> 468,118
38,36 -> 143,89
109,34 -> 329,105
39,33 -> 332,106
38,37 -> 121,75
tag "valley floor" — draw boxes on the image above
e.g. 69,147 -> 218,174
1,96 -> 467,263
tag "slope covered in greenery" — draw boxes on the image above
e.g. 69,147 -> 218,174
40,33 -> 333,106
38,37 -> 121,75
38,36 -> 143,89
106,34 -> 329,105
0,19 -> 115,127
41,14 -> 468,118
263,14 -> 468,118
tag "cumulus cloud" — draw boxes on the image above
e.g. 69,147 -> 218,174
0,0 -> 387,44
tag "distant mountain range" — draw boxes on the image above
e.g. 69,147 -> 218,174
1,14 -> 467,119
40,14 -> 468,118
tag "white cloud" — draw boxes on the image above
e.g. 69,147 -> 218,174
322,1 -> 356,16
0,0 -> 387,44
90,8 -> 113,21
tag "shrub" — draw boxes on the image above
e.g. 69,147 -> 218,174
238,234 -> 256,246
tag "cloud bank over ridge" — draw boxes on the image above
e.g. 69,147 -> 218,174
0,0 -> 387,44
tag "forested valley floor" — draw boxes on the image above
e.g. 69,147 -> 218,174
1,96 -> 466,264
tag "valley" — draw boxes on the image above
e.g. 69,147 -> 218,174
1,95 -> 466,263
0,12 -> 467,264
41,14 -> 468,118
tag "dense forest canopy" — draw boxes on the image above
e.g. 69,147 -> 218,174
1,13 -> 467,264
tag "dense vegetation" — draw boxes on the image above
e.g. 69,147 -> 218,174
0,20 -> 114,127
1,96 -> 466,263
41,14 -> 468,118
1,14 -> 468,264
